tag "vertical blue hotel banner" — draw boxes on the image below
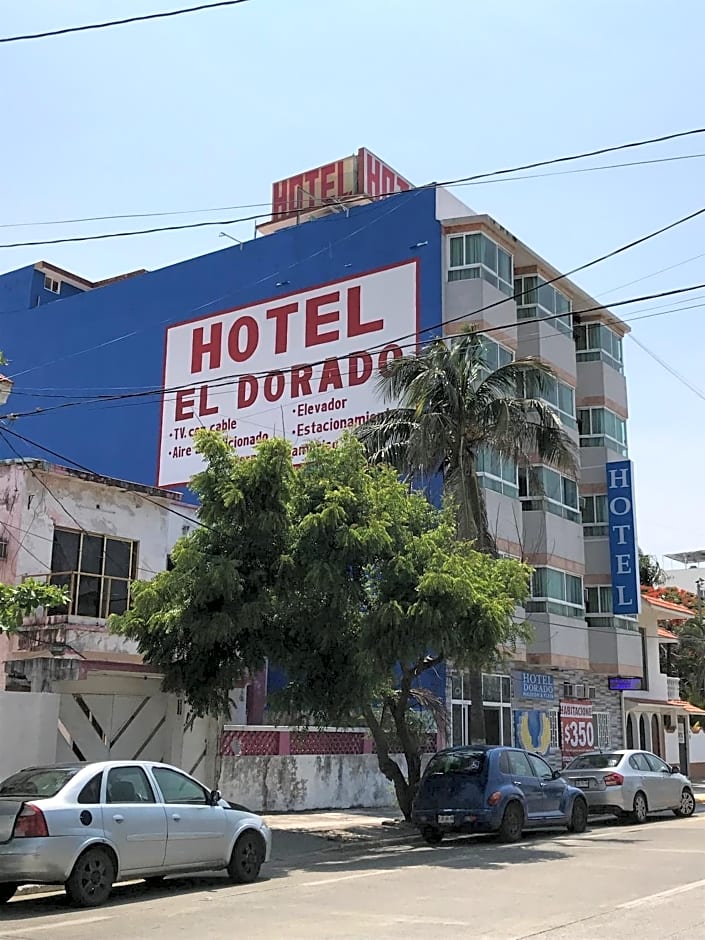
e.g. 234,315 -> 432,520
606,459 -> 641,616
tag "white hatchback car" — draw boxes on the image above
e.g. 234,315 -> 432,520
0,761 -> 271,907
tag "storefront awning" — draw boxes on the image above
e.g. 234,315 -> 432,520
625,697 -> 705,715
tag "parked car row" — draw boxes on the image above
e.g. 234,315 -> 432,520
0,747 -> 697,909
411,745 -> 697,845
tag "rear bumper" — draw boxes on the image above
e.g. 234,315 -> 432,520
581,788 -> 630,814
0,837 -> 86,885
412,808 -> 501,834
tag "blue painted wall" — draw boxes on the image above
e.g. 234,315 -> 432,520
0,188 -> 442,493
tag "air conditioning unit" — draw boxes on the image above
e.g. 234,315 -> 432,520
575,683 -> 586,699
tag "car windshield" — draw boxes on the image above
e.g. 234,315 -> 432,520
566,753 -> 623,770
425,751 -> 486,776
0,767 -> 82,798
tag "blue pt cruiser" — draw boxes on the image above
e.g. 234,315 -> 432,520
412,745 -> 588,844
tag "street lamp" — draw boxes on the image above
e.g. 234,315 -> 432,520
0,374 -> 12,406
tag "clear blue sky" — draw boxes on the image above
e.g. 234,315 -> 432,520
2,0 -> 703,565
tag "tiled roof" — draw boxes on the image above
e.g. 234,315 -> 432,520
657,627 -> 680,642
642,595 -> 694,618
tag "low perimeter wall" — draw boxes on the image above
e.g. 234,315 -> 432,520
0,691 -> 59,781
217,726 -> 436,812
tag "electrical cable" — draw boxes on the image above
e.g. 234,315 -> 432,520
0,1 -> 253,45
4,151 -> 705,232
2,281 -> 703,422
3,127 -> 705,247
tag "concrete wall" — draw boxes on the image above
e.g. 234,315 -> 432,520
218,753 -> 413,812
0,691 -> 59,780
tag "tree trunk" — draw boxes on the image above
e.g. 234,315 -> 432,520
362,704 -> 414,820
392,673 -> 423,811
468,669 -> 486,745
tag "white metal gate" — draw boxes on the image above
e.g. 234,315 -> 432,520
56,692 -> 169,763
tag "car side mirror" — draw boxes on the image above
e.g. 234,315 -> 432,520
552,770 -> 562,780
670,765 -> 680,774
210,789 -> 222,805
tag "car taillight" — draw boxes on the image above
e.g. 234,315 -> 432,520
13,804 -> 49,838
487,791 -> 502,806
603,773 -> 624,787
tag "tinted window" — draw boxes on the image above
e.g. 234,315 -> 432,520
107,767 -> 155,804
153,768 -> 208,805
425,751 -> 486,776
78,773 -> 103,804
0,767 -> 80,797
527,754 -> 553,780
506,751 -> 533,776
566,753 -> 623,770
629,754 -> 651,772
644,754 -> 670,773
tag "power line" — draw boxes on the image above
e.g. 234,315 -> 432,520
626,334 -> 705,402
3,127 -> 705,248
0,424 -> 206,533
4,151 -> 705,233
2,282 -> 704,423
0,1 -> 253,45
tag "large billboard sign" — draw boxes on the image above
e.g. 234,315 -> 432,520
157,260 -> 418,487
606,459 -> 640,616
270,149 -> 413,221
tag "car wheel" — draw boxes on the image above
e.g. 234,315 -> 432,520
144,876 -> 166,888
497,802 -> 524,843
0,883 -> 17,905
567,798 -> 588,834
674,787 -> 696,818
421,826 -> 444,846
227,831 -> 264,884
65,846 -> 116,908
631,791 -> 648,824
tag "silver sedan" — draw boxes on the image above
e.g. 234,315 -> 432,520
0,760 -> 271,907
561,749 -> 696,822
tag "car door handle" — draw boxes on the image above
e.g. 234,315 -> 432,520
513,781 -> 523,786
112,814 -> 124,823
171,813 -> 181,821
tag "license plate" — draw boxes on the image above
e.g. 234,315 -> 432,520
574,778 -> 590,789
438,814 -> 455,824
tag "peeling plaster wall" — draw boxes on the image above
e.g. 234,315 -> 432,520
219,754 -> 429,812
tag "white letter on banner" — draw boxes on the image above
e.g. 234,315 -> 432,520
608,467 -> 630,489
609,496 -> 631,516
616,554 -> 632,574
612,524 -> 631,545
615,584 -> 633,608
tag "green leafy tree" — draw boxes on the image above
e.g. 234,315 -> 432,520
113,431 -> 530,817
0,579 -> 69,634
356,327 -> 576,743
639,550 -> 665,588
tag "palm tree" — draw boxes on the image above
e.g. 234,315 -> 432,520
357,327 -> 578,742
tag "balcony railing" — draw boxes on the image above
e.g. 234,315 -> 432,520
25,571 -> 132,622
667,676 -> 681,701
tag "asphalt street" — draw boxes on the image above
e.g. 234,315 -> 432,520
1,811 -> 704,940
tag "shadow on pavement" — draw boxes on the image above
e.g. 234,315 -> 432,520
0,819 -> 648,924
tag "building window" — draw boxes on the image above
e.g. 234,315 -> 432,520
448,233 -> 513,296
577,407 -> 627,456
43,275 -> 61,294
595,712 -> 611,748
450,671 -> 512,747
527,566 -> 584,619
574,322 -> 623,373
476,447 -> 518,497
518,465 -> 580,523
581,494 -> 608,537
518,373 -> 576,429
514,275 -> 572,335
49,528 -> 138,619
479,336 -> 514,373
585,584 -> 640,632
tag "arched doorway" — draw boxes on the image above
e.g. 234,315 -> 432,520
626,713 -> 635,748
651,714 -> 661,756
639,714 -> 648,750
